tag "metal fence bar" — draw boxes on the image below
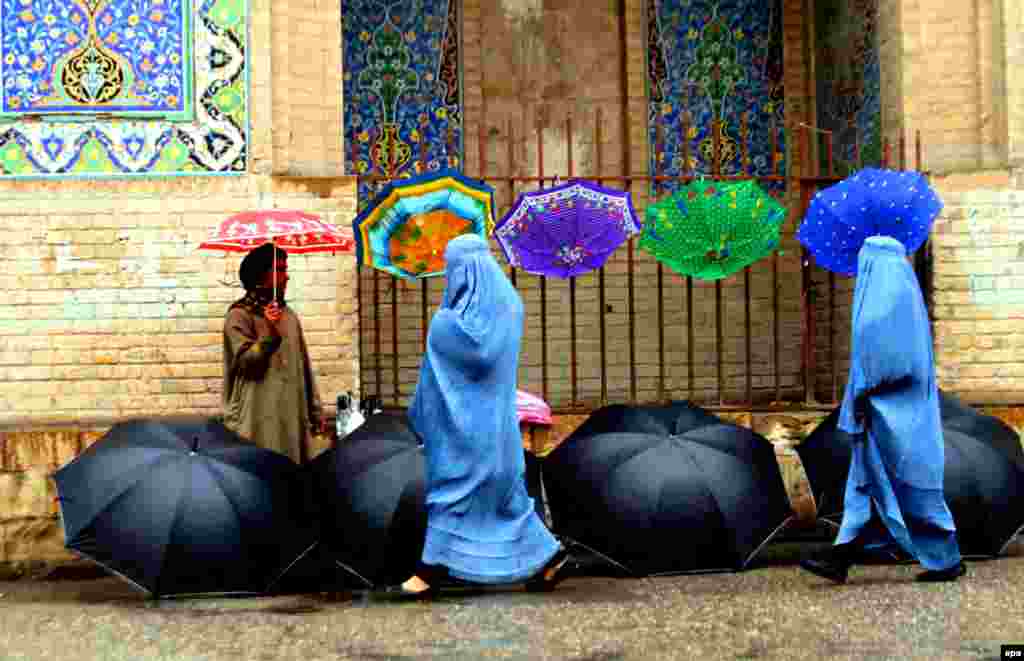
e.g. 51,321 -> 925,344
799,123 -> 814,404
537,122 -> 549,404
352,112 -> 920,412
713,117 -> 725,405
372,268 -> 382,405
741,112 -> 753,406
567,116 -> 579,408
596,110 -> 609,405
507,119 -> 518,288
656,123 -> 666,402
683,112 -> 696,401
826,131 -> 838,405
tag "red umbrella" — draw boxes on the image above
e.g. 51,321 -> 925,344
199,209 -> 355,298
200,210 -> 355,254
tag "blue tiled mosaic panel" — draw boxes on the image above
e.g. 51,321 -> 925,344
0,0 -> 246,177
647,0 -> 786,195
1,0 -> 192,118
342,0 -> 462,209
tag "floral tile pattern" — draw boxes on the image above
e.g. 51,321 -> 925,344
0,0 -> 246,177
342,0 -> 461,210
647,0 -> 786,196
1,0 -> 192,118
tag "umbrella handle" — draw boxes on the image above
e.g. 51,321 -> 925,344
272,237 -> 277,303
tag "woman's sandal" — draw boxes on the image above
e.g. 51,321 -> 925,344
524,549 -> 572,593
386,577 -> 439,601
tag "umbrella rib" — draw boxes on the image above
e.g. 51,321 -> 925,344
61,453 -> 184,545
672,439 -> 740,566
152,462 -> 191,598
200,460 -> 250,548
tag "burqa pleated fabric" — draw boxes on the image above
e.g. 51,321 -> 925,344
834,236 -> 961,571
408,234 -> 560,584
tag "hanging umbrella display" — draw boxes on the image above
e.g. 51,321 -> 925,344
492,180 -> 642,278
353,169 -> 495,280
638,179 -> 787,281
543,402 -> 794,576
309,413 -> 548,588
198,209 -> 356,298
795,391 -> 1024,557
53,418 -> 318,598
796,168 -> 942,276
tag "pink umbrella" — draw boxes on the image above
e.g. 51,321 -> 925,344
199,209 -> 355,299
516,390 -> 552,426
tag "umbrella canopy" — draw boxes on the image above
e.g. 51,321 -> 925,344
309,413 -> 548,588
517,389 -> 552,426
493,180 -> 642,278
795,391 -> 1024,557
53,418 -> 318,598
353,169 -> 495,279
198,209 -> 355,254
796,168 -> 942,276
308,414 -> 426,587
543,402 -> 794,575
638,179 -> 786,281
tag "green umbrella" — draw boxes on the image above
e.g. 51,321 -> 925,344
638,179 -> 787,281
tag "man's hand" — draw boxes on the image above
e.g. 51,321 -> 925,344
264,301 -> 283,324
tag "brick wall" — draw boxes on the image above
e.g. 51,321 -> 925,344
0,176 -> 359,427
270,0 -> 345,176
930,170 -> 1024,404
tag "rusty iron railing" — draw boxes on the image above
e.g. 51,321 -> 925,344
354,112 -> 927,414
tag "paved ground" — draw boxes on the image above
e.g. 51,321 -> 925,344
1,542 -> 1022,661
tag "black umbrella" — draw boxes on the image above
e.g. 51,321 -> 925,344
543,402 -> 794,576
53,417 -> 318,598
795,390 -> 1024,557
308,413 -> 426,587
309,413 -> 550,588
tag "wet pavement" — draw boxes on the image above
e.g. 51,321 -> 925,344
1,541 -> 1022,661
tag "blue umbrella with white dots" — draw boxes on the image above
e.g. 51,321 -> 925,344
796,168 -> 942,276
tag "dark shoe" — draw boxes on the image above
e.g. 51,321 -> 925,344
916,562 -> 966,583
383,582 -> 439,601
524,549 -> 572,593
799,544 -> 856,584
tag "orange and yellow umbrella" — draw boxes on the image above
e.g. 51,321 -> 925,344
353,169 -> 495,279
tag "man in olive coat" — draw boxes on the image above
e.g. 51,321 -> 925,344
222,242 -> 323,464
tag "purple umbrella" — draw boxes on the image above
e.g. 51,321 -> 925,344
493,181 -> 642,278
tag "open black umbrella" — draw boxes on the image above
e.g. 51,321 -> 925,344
795,391 -> 1024,557
308,414 -> 427,588
543,402 -> 794,576
309,413 -> 550,588
53,418 -> 318,598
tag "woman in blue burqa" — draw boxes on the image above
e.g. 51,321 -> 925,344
800,236 -> 965,583
399,234 -> 570,597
